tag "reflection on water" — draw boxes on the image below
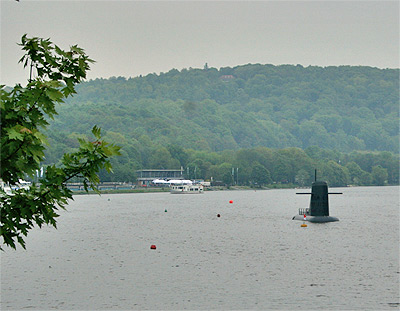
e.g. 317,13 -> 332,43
1,186 -> 399,310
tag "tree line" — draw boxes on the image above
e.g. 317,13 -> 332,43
40,63 -> 399,187
48,64 -> 398,154
44,135 -> 398,187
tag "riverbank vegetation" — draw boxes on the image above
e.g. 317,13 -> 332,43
41,64 -> 398,187
47,135 -> 398,188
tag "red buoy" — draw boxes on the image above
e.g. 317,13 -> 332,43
217,214 -> 221,217
150,245 -> 157,250
229,200 -> 233,204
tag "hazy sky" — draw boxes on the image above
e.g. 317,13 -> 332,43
1,1 -> 399,86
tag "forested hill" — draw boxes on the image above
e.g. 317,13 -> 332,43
48,64 -> 398,156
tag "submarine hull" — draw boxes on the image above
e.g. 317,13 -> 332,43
292,215 -> 339,223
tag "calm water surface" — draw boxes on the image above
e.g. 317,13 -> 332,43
1,186 -> 399,310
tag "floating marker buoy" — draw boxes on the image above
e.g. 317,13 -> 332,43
164,209 -> 167,212
150,245 -> 157,250
217,214 -> 221,217
301,224 -> 307,227
229,200 -> 233,204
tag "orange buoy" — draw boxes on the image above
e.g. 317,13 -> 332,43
229,200 -> 233,204
150,245 -> 157,249
301,224 -> 307,227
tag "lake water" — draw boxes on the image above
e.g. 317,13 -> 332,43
1,186 -> 399,310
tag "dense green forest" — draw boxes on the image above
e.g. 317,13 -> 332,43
44,64 -> 399,186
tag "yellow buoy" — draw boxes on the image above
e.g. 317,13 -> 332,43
301,223 -> 307,227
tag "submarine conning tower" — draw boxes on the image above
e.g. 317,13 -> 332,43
293,170 -> 342,222
309,181 -> 330,216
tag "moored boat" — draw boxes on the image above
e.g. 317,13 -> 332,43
151,178 -> 204,194
0,179 -> 13,196
170,183 -> 204,194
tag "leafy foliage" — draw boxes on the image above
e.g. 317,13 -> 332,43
5,49 -> 396,188
47,64 -> 398,155
0,36 -> 120,250
250,163 -> 272,187
36,64 -> 398,186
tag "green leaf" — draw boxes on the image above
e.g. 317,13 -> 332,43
6,128 -> 23,141
45,88 -> 64,101
33,131 -> 49,145
91,126 -> 101,139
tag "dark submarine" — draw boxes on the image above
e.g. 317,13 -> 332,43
292,170 -> 342,223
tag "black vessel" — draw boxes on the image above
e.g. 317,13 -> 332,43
292,170 -> 342,223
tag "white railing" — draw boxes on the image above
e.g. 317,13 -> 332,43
298,208 -> 310,215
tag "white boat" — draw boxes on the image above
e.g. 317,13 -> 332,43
1,179 -> 31,196
0,179 -> 13,196
14,179 -> 32,191
167,180 -> 203,194
170,183 -> 204,194
151,178 -> 204,194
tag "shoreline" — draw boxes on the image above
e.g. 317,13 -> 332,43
71,185 -> 262,195
71,184 -> 399,195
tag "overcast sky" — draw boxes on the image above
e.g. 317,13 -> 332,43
1,1 -> 399,86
